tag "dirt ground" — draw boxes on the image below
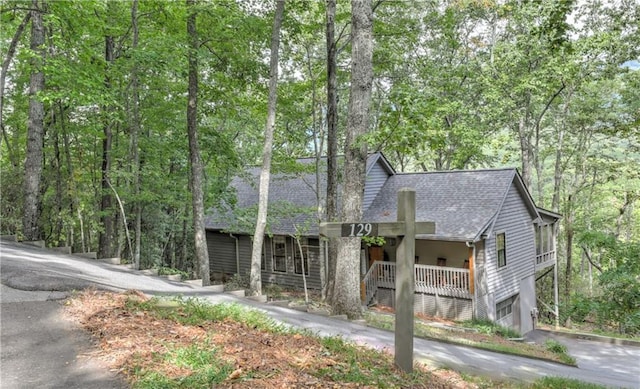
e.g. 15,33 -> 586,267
63,289 -> 478,389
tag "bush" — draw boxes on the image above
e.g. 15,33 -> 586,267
461,319 -> 521,339
562,294 -> 598,324
545,339 -> 567,354
264,283 -> 284,299
224,273 -> 248,291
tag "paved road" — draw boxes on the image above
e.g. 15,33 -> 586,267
1,239 -> 639,388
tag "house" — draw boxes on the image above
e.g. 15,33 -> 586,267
205,153 -> 560,334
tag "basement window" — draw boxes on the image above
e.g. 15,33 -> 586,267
496,295 -> 515,320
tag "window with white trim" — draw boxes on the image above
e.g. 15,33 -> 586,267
496,232 -> 506,268
496,296 -> 515,320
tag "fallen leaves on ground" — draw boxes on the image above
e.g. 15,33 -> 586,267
63,289 -> 478,389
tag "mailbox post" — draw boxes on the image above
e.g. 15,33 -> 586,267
319,188 -> 434,373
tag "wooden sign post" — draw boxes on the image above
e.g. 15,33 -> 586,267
319,188 -> 434,373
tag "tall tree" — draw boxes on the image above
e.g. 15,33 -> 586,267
98,1 -> 117,259
324,0 -> 339,301
186,0 -> 210,285
130,0 -> 142,269
1,11 -> 30,168
249,0 -> 285,297
22,0 -> 45,241
331,0 -> 373,319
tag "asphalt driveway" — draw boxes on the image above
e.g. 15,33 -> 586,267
1,239 -> 639,388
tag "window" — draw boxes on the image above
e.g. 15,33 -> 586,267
293,238 -> 309,276
273,236 -> 287,272
261,239 -> 268,270
496,296 -> 515,320
535,225 -> 551,255
496,232 -> 506,268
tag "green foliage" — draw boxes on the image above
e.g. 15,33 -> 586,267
317,336 -> 428,387
560,294 -> 598,324
120,293 -> 455,388
564,241 -> 640,336
544,339 -> 577,367
1,0 -> 638,324
224,274 -> 249,292
132,342 -> 234,389
597,241 -> 640,335
529,376 -> 606,389
130,296 -> 286,333
263,283 -> 284,299
362,235 -> 385,247
544,339 -> 567,354
156,267 -> 189,278
461,319 -> 521,339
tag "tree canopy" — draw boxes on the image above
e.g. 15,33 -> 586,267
1,0 -> 638,332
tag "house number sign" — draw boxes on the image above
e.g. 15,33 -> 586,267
319,188 -> 436,374
342,223 -> 378,237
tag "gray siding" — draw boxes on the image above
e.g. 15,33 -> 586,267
364,160 -> 390,210
207,231 -> 238,275
485,185 -> 537,318
237,235 -> 253,276
208,231 -> 322,291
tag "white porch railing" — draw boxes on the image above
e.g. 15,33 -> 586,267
414,264 -> 470,293
362,261 -> 472,304
535,250 -> 556,269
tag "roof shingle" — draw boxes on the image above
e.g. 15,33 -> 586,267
206,155 -> 528,241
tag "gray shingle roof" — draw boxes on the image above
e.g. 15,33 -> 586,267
206,154 -> 536,241
362,169 -> 519,241
205,158 -> 325,236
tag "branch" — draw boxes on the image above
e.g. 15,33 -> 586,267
581,245 -> 603,273
106,178 -> 134,265
534,82 -> 566,134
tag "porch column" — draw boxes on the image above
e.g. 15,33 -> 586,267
553,222 -> 560,329
468,246 -> 474,294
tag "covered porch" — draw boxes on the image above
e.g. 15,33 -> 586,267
361,261 -> 473,306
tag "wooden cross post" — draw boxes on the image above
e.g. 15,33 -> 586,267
319,188 -> 434,373
395,188 -> 416,372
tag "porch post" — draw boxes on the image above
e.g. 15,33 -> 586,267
468,246 -> 474,294
553,223 -> 560,329
395,188 -> 415,373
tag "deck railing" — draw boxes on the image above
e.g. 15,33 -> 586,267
535,250 -> 556,268
414,264 -> 470,292
362,261 -> 472,303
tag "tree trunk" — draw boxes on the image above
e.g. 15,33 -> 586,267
52,120 -> 64,244
518,114 -> 534,191
325,0 -> 339,302
59,102 -> 84,252
1,12 -> 31,168
186,0 -> 210,286
98,32 -> 115,259
564,194 -> 574,306
130,0 -> 142,270
331,0 -> 373,319
23,0 -> 46,242
249,0 -> 285,296
552,126 -> 564,212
